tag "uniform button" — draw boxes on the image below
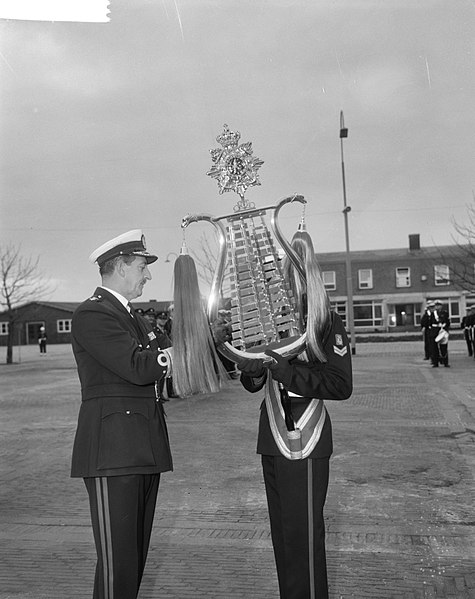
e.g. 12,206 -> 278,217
125,410 -> 131,415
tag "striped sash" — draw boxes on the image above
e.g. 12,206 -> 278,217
265,376 -> 326,460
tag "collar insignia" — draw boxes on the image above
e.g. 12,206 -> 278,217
148,331 -> 156,340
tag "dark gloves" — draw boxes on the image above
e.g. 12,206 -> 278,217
264,350 -> 292,387
238,351 -> 292,382
236,357 -> 267,379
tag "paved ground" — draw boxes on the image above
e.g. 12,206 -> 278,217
0,340 -> 474,598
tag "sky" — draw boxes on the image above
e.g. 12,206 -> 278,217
1,0 -> 474,303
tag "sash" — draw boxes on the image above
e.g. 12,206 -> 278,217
265,376 -> 326,460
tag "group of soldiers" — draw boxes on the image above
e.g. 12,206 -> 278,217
421,300 -> 475,367
136,305 -> 176,398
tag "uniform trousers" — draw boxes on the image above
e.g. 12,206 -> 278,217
84,474 -> 160,599
464,329 -> 473,357
429,331 -> 449,366
423,328 -> 431,359
262,455 -> 330,599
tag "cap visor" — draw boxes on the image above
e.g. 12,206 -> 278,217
132,251 -> 158,264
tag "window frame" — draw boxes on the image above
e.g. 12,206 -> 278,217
434,264 -> 450,286
322,270 -> 336,291
358,268 -> 373,290
395,266 -> 411,288
353,299 -> 382,327
57,319 -> 72,333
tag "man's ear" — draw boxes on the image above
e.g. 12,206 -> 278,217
116,258 -> 126,278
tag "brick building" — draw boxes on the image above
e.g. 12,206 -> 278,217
320,234 -> 474,332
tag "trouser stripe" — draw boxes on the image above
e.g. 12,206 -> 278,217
307,460 -> 315,599
95,477 -> 114,599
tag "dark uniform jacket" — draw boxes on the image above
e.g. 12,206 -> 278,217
429,309 -> 451,331
420,311 -> 430,330
241,312 -> 352,459
71,287 -> 173,478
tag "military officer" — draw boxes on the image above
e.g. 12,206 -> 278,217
461,306 -> 474,357
467,306 -> 475,359
71,229 -> 173,599
420,302 -> 432,360
429,300 -> 450,367
151,309 -> 176,398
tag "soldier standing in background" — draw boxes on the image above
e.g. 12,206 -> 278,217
461,306 -> 474,357
420,302 -> 432,360
38,326 -> 47,354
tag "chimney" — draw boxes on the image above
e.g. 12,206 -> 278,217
409,234 -> 420,251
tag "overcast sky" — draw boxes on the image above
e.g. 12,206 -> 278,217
1,0 -> 474,303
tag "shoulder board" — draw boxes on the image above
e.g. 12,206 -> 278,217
88,294 -> 103,302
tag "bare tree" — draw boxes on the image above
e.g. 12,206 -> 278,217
444,198 -> 475,292
190,232 -> 232,305
0,244 -> 53,364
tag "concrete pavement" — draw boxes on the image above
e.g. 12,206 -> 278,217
0,339 -> 474,598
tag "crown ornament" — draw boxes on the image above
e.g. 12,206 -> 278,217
207,124 -> 264,210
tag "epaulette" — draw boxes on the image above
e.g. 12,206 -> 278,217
88,294 -> 104,302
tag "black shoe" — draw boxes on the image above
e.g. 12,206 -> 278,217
423,357 -> 429,360
444,364 -> 450,368
432,364 -> 439,368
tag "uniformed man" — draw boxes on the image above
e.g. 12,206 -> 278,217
38,325 -> 47,354
461,306 -> 474,357
420,302 -> 432,360
429,299 -> 451,367
152,309 -> 177,398
467,306 -> 475,359
70,229 -> 173,599
155,310 -> 173,349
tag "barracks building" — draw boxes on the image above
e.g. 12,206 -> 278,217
0,235 -> 474,346
322,234 -> 474,332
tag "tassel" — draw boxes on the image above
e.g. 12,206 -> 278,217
172,253 -> 228,397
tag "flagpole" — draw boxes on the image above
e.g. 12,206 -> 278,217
340,110 -> 356,355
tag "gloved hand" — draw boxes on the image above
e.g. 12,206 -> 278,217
236,357 -> 266,378
264,350 -> 292,386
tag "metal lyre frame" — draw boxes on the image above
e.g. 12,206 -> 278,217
181,194 -> 307,363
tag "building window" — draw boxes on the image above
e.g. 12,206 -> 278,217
434,264 -> 450,286
450,300 -> 460,325
330,301 -> 347,327
466,293 -> 475,312
358,269 -> 373,289
353,300 -> 382,327
57,319 -> 72,333
322,271 -> 336,291
396,267 -> 411,288
0,322 -> 8,336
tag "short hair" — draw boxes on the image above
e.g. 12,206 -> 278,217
99,254 -> 136,277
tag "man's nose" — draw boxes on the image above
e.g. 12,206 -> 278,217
144,267 -> 152,280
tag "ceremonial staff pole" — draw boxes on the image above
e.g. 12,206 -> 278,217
340,110 -> 356,355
